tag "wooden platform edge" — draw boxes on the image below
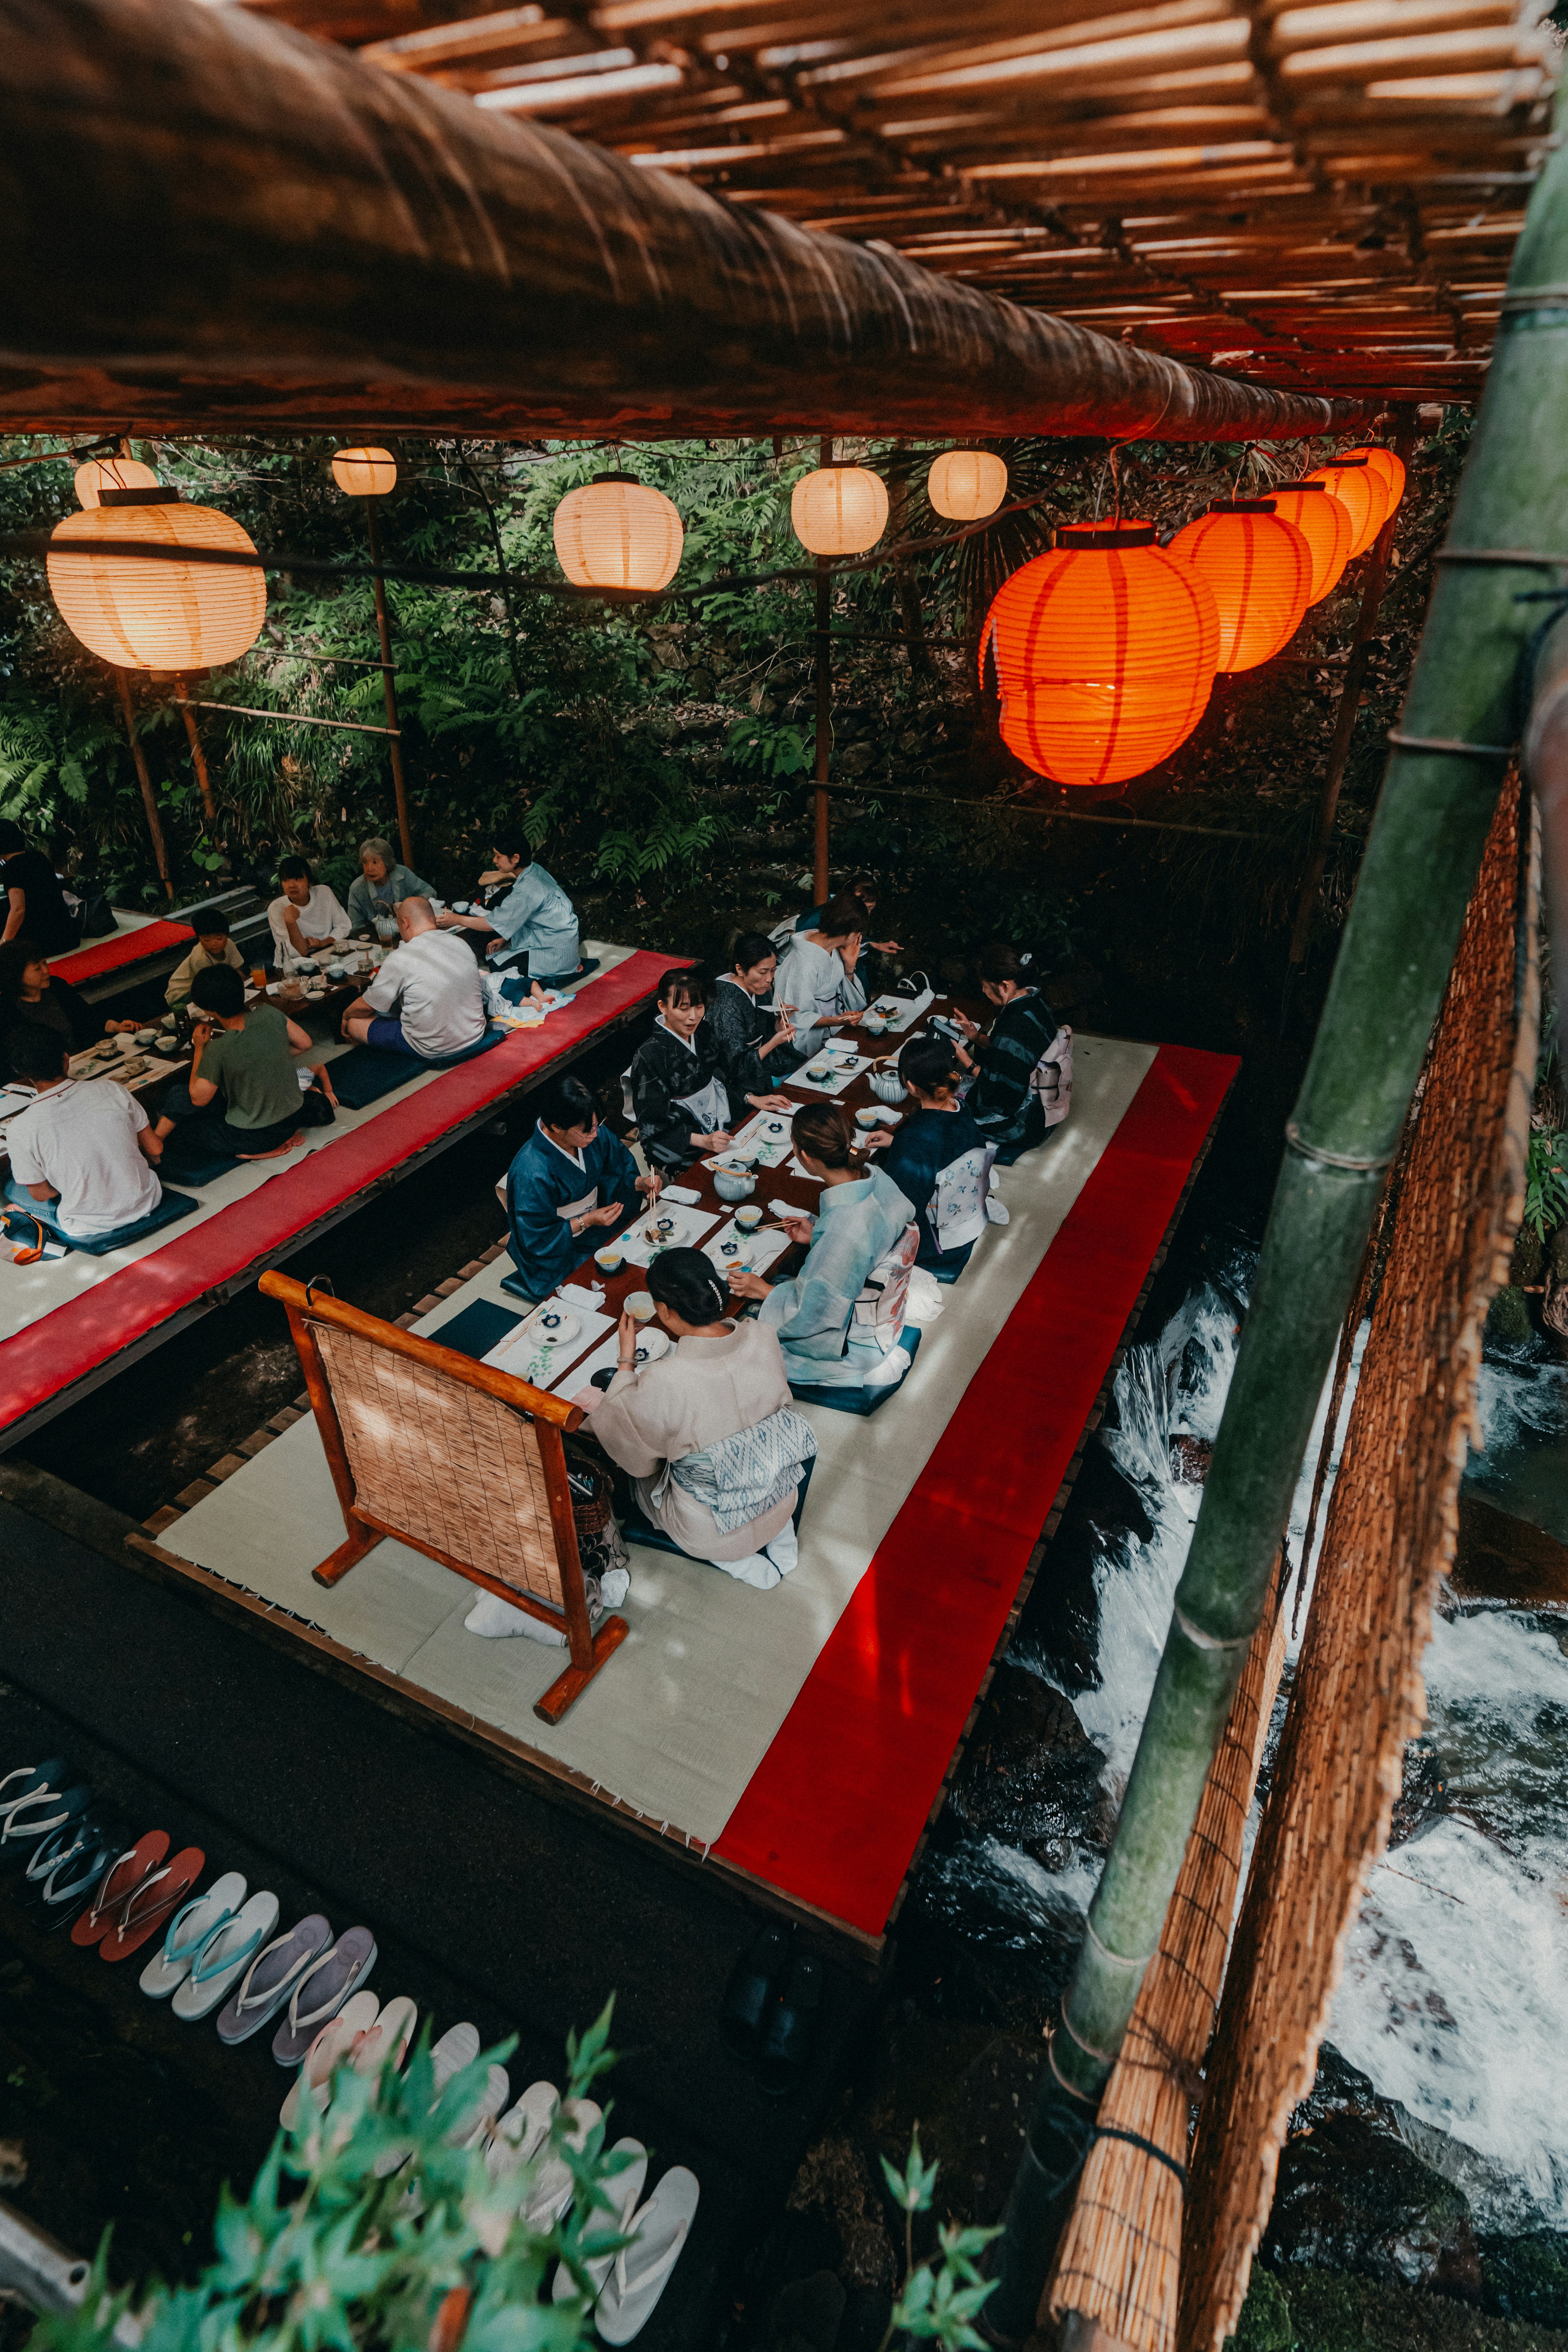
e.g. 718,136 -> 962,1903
880,1060 -> 1238,1939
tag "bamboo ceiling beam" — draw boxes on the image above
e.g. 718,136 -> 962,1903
0,0 -> 1373,441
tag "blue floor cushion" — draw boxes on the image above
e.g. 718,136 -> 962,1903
57,1188 -> 202,1256
788,1323 -> 923,1416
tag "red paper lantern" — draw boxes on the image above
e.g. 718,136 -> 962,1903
981,521 -> 1219,789
1305,458 -> 1382,560
1343,443 -> 1406,520
1267,484 -> 1353,604
1168,499 -> 1314,673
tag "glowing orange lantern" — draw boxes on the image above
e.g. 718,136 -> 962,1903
74,456 -> 159,510
1343,443 -> 1406,521
928,450 -> 1008,522
332,448 -> 398,497
1167,499 -> 1314,673
552,473 -> 684,592
47,494 -> 267,672
791,466 -> 888,555
1305,458 -> 1382,560
1267,483 -> 1352,604
981,521 -> 1220,790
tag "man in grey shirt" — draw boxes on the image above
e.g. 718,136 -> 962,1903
341,898 -> 489,1061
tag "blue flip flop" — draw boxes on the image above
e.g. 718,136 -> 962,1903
0,1758 -> 70,1825
1,1783 -> 93,1870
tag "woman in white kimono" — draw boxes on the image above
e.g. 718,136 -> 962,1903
438,834 -> 580,984
731,1102 -> 917,1392
591,1250 -> 818,1590
771,891 -> 871,1060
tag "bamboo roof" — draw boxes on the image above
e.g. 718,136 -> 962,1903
242,0 -> 1563,404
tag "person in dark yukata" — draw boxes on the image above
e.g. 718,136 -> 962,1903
951,940 -> 1067,1164
704,932 -> 800,1110
877,1034 -> 1001,1277
504,1072 -> 662,1300
628,967 -> 739,1174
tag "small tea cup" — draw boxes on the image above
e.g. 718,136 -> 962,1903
735,1205 -> 764,1232
854,1107 -> 881,1131
626,1290 -> 656,1323
595,1242 -> 625,1274
134,1028 -> 158,1050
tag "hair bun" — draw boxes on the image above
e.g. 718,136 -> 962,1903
1019,951 -> 1033,966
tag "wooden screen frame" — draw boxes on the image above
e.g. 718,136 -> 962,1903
258,1271 -> 627,1724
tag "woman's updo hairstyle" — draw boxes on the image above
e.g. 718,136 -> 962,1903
730,931 -> 776,973
793,1100 -> 864,1170
978,940 -> 1039,987
900,1035 -> 961,1093
819,891 -> 870,939
648,1246 -> 728,1325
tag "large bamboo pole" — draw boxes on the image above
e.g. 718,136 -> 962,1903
0,0 -> 1369,444
982,114 -> 1568,2352
114,670 -> 174,902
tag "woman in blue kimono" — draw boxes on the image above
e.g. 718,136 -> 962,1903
878,1035 -> 998,1278
730,1102 -> 917,1392
439,835 -> 580,984
504,1074 -> 660,1299
953,942 -> 1063,1164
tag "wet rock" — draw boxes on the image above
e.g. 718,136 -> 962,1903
1480,2231 -> 1568,2328
947,1665 -> 1115,1868
1265,2109 -> 1482,2299
1511,1225 -> 1546,1287
1551,1223 -> 1568,1281
1022,1437 -> 1155,1691
1170,1434 -> 1213,1486
1486,1286 -> 1533,1348
1232,2265 -> 1292,2350
1389,1736 -> 1448,1848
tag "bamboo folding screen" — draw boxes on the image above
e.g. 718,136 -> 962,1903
259,1272 -> 629,1725
252,0 -> 1564,405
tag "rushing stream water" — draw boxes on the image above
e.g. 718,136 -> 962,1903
918,1245 -> 1568,2243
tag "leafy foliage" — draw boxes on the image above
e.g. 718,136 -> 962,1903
877,2130 -> 1000,2352
1524,1126 -> 1568,1241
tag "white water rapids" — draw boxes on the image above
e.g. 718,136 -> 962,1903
974,1263 -> 1568,2231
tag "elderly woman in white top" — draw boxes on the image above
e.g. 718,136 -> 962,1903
771,889 -> 869,1061
590,1249 -> 817,1590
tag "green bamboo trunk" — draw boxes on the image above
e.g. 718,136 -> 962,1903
984,120 -> 1568,2348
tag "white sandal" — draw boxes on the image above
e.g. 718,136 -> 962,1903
551,2138 -> 647,2304
523,2098 -> 601,2230
595,2167 -> 700,2343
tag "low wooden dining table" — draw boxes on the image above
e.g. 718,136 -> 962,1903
487,980 -> 974,1400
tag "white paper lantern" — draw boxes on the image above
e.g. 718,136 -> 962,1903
928,449 -> 1008,521
791,466 -> 889,555
48,497 -> 267,672
552,473 -> 684,591
74,456 -> 160,509
332,447 -> 398,497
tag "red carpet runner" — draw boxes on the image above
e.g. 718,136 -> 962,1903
0,952 -> 668,1432
51,920 -> 196,983
713,1042 -> 1238,1938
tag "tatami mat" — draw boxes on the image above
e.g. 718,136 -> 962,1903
160,1035 -> 1158,1849
0,943 -> 634,1345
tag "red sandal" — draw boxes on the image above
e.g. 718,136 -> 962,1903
100,1845 -> 205,1963
69,1832 -> 169,1947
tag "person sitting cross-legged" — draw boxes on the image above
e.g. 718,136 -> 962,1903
346,837 -> 437,939
165,904 -> 246,1007
154,965 -> 335,1164
267,854 -> 351,973
2,1021 -> 165,1242
339,896 -> 490,1061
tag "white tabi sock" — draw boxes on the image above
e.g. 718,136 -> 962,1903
464,1592 -> 566,1644
710,1552 -> 784,1590
764,1526 -> 799,1574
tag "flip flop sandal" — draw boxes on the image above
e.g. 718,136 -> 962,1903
19,1813 -> 98,1902
373,2017 -> 481,2180
2,1783 -> 93,1866
271,1924 -> 378,2067
0,1758 -> 69,1822
35,1817 -> 122,1924
524,2100 -> 601,2231
447,2064 -> 510,2152
347,1994 -> 418,2086
101,1846 -> 205,1963
719,1921 -> 792,2058
594,2167 -> 700,2345
488,2081 -> 559,2181
550,2138 -> 648,2305
140,1871 -> 248,1999
280,1991 -> 382,2131
755,1953 -> 824,2099
70,1832 -> 170,1948
173,1890 -> 281,2022
216,1912 -> 331,2045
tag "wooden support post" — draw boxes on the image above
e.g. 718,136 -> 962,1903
365,504 -> 414,869
1286,408 -> 1421,980
174,682 -> 217,825
813,433 -> 832,908
113,667 -> 173,901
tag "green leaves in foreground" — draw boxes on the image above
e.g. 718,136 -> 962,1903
877,2130 -> 1000,2352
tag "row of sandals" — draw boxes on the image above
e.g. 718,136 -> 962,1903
1,1753 -> 697,2343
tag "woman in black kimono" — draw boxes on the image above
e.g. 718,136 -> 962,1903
704,932 -> 798,1113
953,942 -> 1063,1165
628,968 -> 739,1173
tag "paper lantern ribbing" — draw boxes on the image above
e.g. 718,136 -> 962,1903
981,521 -> 1220,790
1266,484 -> 1353,604
75,457 -> 159,510
1168,499 -> 1314,673
791,466 -> 888,555
552,473 -> 684,592
1343,443 -> 1406,520
47,498 -> 267,673
928,450 -> 1008,522
332,448 -> 398,497
1305,458 -> 1382,560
